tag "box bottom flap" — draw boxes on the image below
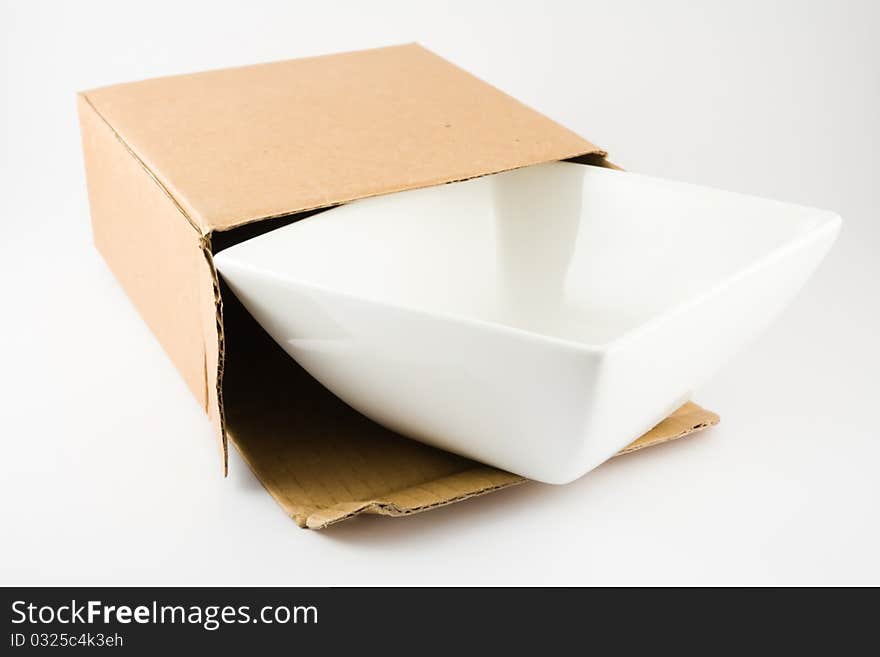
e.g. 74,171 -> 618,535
222,285 -> 719,529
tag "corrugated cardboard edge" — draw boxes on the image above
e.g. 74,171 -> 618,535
237,401 -> 719,529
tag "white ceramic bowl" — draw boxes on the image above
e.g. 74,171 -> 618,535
214,162 -> 840,483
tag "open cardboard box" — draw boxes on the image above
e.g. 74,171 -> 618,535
78,44 -> 719,528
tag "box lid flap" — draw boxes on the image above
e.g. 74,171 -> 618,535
81,44 -> 603,235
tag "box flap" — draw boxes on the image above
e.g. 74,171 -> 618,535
222,285 -> 719,529
81,44 -> 603,234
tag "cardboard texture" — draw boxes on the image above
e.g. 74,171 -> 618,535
78,43 -> 719,528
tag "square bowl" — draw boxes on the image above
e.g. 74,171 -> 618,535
214,162 -> 840,483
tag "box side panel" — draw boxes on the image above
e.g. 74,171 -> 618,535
77,94 -> 225,464
84,44 -> 604,232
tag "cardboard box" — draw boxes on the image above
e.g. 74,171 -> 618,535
78,44 -> 719,528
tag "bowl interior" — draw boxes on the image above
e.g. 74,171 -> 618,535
217,162 -> 835,347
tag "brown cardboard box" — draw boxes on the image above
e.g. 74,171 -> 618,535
78,44 -> 718,529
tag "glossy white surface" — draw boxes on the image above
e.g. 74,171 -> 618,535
214,163 -> 840,482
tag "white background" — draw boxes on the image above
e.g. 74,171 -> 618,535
2,0 -> 878,586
